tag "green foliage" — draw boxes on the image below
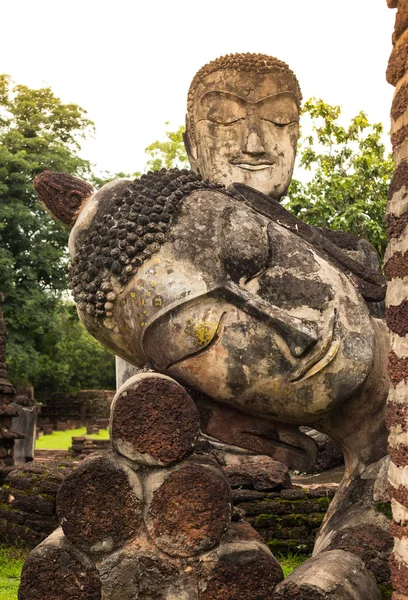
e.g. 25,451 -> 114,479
7,300 -> 115,394
0,74 -> 114,391
285,98 -> 393,257
144,124 -> 188,171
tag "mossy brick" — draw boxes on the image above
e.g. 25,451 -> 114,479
305,486 -> 337,499
237,497 -> 329,516
6,476 -> 32,491
281,513 -> 309,527
231,489 -> 265,503
307,512 -> 325,527
7,490 -> 55,516
270,525 -> 310,540
378,582 -> 393,600
253,513 -> 278,528
0,521 -> 43,548
0,506 -> 25,524
279,487 -> 305,500
25,515 -> 58,534
267,538 -> 315,554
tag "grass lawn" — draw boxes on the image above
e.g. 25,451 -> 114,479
0,546 -> 28,600
277,553 -> 309,577
35,427 -> 110,451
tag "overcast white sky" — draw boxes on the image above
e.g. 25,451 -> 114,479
1,0 -> 398,177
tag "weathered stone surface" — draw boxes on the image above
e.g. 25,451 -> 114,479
389,442 -> 408,467
193,393 -> 318,472
96,535 -> 189,600
390,553 -> 408,595
199,540 -> 283,600
57,453 -> 143,553
394,2 -> 408,43
392,124 -> 408,150
274,549 -> 381,599
220,521 -> 263,544
388,160 -> 408,203
389,350 -> 408,386
392,83 -> 408,121
387,301 -> 408,337
387,38 -> 408,86
301,428 -> 344,473
18,528 -> 101,600
222,456 -> 290,491
324,524 -> 393,585
145,461 -> 231,556
385,250 -> 408,279
111,373 -> 200,466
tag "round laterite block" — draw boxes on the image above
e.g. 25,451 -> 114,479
111,374 -> 200,466
19,529 -> 101,600
56,454 -> 143,553
145,461 -> 231,557
199,541 -> 283,600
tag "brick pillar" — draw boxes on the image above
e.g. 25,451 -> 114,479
386,2 -> 408,597
0,294 -> 22,475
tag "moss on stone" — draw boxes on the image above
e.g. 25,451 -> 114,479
375,502 -> 392,520
378,583 -> 393,599
281,514 -> 308,527
315,497 -> 331,508
254,513 -> 277,528
267,538 -> 313,554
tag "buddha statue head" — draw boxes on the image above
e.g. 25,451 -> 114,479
46,168 -> 384,425
184,53 -> 302,199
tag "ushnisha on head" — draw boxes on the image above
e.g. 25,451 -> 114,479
185,53 -> 302,199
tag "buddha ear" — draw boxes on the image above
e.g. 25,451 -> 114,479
183,117 -> 200,174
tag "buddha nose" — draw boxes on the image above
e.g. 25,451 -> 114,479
225,283 -> 318,357
273,315 -> 319,358
244,129 -> 266,155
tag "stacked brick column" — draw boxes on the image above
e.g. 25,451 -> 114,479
0,294 -> 22,478
386,1 -> 408,598
19,373 -> 284,599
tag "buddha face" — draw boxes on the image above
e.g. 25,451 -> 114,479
79,189 -> 375,425
186,69 -> 300,198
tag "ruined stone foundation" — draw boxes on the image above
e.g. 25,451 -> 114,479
19,374 -> 285,599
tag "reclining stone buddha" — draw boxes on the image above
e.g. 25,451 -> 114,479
21,54 -> 392,599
